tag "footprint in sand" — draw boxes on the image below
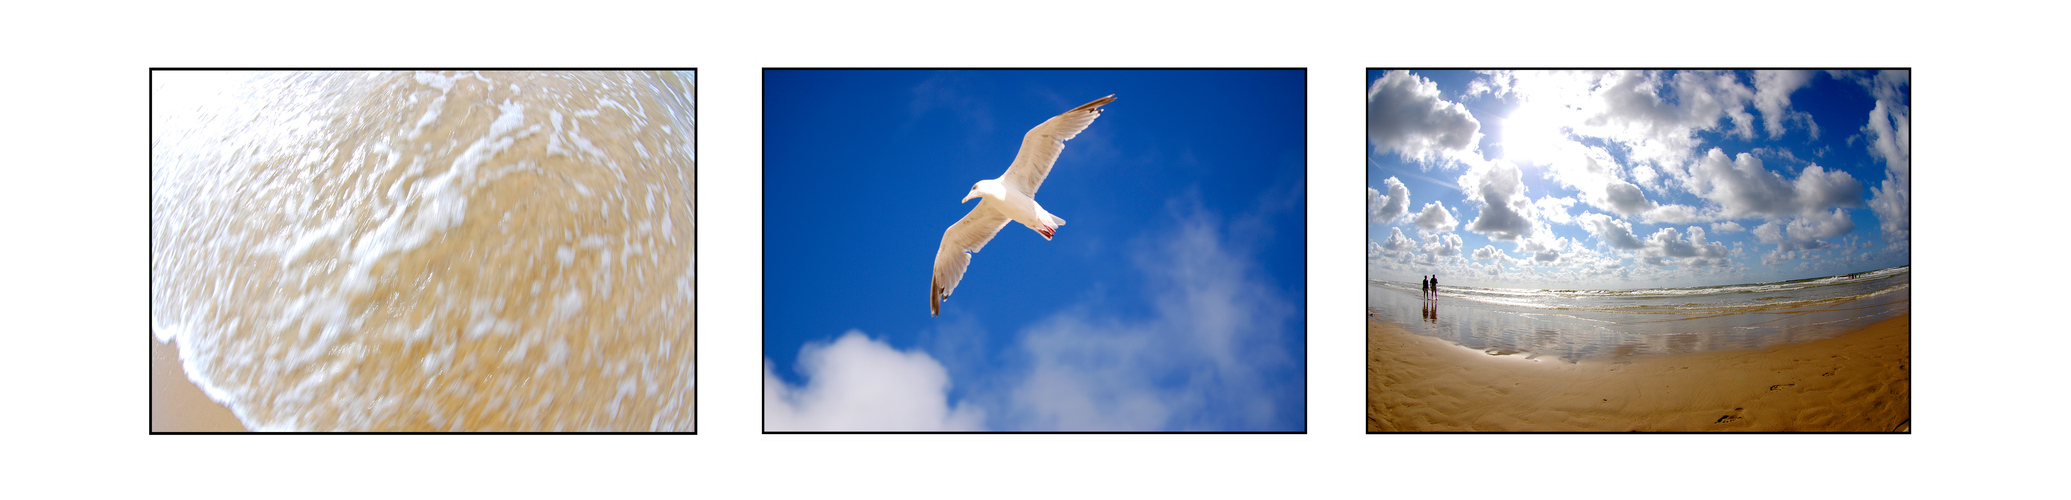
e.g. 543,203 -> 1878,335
1716,415 -> 1741,424
1768,383 -> 1796,391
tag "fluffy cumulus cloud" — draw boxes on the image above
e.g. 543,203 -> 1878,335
1413,201 -> 1458,232
1753,70 -> 1819,139
1684,148 -> 1862,219
1641,227 -> 1731,267
1581,70 -> 1756,165
1367,71 -> 1481,165
1422,232 -> 1464,257
765,331 -> 987,431
1534,196 -> 1577,225
1754,207 -> 1855,252
1370,70 -> 1904,286
1471,245 -> 1506,261
1577,212 -> 1646,250
1576,213 -> 1730,268
1459,160 -> 1536,240
1538,142 -> 1659,216
1516,234 -> 1570,263
1367,176 -> 1410,224
998,204 -> 1301,430
1859,70 -> 1910,242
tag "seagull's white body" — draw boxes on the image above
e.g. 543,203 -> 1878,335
931,94 -> 1114,316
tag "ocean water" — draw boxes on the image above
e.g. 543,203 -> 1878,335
1368,265 -> 1909,362
150,71 -> 695,431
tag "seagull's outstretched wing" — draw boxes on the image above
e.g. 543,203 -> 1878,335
1002,94 -> 1114,196
932,201 -> 1012,316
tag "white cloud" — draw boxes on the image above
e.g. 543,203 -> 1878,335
1643,226 -> 1730,266
1602,180 -> 1658,215
998,202 -> 1301,430
1859,71 -> 1909,242
1380,227 -> 1416,253
1516,235 -> 1570,263
1685,148 -> 1861,219
1577,212 -> 1646,250
1459,159 -> 1536,240
1494,70 -> 1758,169
1640,203 -> 1707,224
1753,207 -> 1855,252
1368,176 -> 1410,224
1583,70 -> 1756,164
1753,70 -> 1819,139
1412,200 -> 1458,232
1368,71 -> 1482,165
1534,196 -> 1577,225
1471,245 -> 1506,261
1711,221 -> 1746,233
1869,173 -> 1909,242
764,331 -> 986,431
1537,141 -> 1658,216
1467,70 -> 1517,99
1423,232 -> 1463,257
1865,98 -> 1910,176
1577,214 -> 1731,268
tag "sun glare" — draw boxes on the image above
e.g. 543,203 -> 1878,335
1499,103 -> 1570,166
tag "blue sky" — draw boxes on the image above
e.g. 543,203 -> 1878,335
1367,70 -> 1910,289
764,70 -> 1306,431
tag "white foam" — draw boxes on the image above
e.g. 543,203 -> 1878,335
280,219 -> 345,266
407,94 -> 446,140
414,71 -> 455,92
555,289 -> 584,317
346,101 -> 528,287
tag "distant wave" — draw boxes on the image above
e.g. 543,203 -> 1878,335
1369,265 -> 1910,315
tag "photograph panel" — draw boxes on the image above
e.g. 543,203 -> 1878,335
764,69 -> 1306,432
150,70 -> 696,432
1365,69 -> 1909,432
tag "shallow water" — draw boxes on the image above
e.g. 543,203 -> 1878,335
151,71 -> 695,431
1368,266 -> 1909,362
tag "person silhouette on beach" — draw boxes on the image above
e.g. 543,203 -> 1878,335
1420,275 -> 1428,297
1431,274 -> 1438,296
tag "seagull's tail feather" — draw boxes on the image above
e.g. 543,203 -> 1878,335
1035,213 -> 1064,240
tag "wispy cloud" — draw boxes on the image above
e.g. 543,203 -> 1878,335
990,196 -> 1303,430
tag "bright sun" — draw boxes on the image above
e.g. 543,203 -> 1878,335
1499,103 -> 1570,166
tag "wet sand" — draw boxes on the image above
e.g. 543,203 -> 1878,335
1367,315 -> 1909,432
151,338 -> 247,432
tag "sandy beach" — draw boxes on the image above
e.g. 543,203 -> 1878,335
151,338 -> 247,432
1367,315 -> 1909,432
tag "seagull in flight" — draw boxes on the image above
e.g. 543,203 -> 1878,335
931,94 -> 1115,316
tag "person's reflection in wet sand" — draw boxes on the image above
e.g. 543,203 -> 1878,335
1422,299 -> 1438,324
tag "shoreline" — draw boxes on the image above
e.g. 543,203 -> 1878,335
1367,314 -> 1910,432
150,337 -> 249,432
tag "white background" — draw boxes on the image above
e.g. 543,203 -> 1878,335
0,0 -> 2053,497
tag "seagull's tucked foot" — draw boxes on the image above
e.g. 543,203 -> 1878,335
1038,225 -> 1056,240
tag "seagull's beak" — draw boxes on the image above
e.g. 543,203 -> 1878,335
961,191 -> 979,203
